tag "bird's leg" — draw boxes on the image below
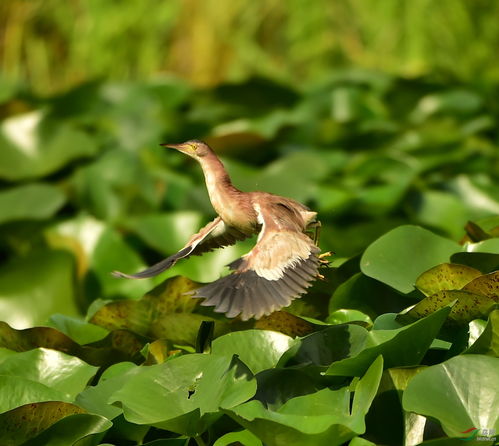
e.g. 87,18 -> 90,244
306,221 -> 322,244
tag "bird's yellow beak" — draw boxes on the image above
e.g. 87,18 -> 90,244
160,142 -> 196,155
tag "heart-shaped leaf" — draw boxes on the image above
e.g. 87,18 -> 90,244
361,226 -> 462,293
0,348 -> 98,400
225,356 -> 383,446
211,330 -> 296,374
403,355 -> 499,438
325,305 -> 451,376
110,354 -> 256,436
0,183 -> 65,224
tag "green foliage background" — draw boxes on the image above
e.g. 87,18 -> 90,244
0,1 -> 498,445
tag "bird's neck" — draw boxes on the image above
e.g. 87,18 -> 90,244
199,153 -> 240,212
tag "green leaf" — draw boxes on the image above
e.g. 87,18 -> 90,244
0,183 -> 65,224
0,376 -> 68,414
253,368 -> 322,411
349,438 -> 376,446
351,356 -> 384,421
22,413 -> 112,446
411,89 -> 483,121
412,190 -> 470,240
465,310 -> 499,356
0,249 -> 79,328
45,216 -> 154,300
466,238 -> 499,254
327,309 -> 373,326
0,321 -> 145,367
0,348 -> 98,400
110,354 -> 256,436
281,324 -> 369,369
397,289 -> 497,325
126,211 -> 203,254
325,305 -> 451,376
361,226 -> 462,293
213,429 -> 263,446
365,366 -> 426,445
415,263 -> 482,296
450,252 -> 499,275
47,314 -> 110,345
0,110 -> 99,180
211,330 -> 296,374
76,362 -> 140,419
226,357 -> 383,446
403,355 -> 499,438
329,273 -> 410,320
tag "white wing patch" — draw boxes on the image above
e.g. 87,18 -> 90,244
250,202 -> 312,281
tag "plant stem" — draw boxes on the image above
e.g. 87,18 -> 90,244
194,435 -> 206,446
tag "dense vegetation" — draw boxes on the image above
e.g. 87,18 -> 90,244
0,69 -> 498,445
3,0 -> 499,92
1,2 -> 499,443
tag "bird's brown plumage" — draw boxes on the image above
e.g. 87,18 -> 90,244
113,140 -> 321,320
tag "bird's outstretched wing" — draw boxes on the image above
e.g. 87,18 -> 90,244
112,216 -> 250,279
192,201 -> 321,320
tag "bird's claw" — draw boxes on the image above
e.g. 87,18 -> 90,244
318,251 -> 334,265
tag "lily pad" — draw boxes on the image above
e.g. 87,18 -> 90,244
0,183 -> 65,224
90,275 -> 227,345
0,249 -> 79,329
365,367 -> 426,445
465,310 -> 499,356
462,271 -> 499,298
0,375 -> 69,414
361,226 -> 462,294
76,362 -> 141,419
325,305 -> 451,376
211,330 -> 296,374
21,413 -> 112,446
329,272 -> 410,319
415,263 -> 482,296
225,356 -> 383,446
213,430 -> 262,446
45,216 -> 153,300
110,354 -> 256,436
254,311 -> 318,337
327,309 -> 373,326
397,289 -> 497,325
47,314 -> 110,345
0,321 -> 145,367
0,348 -> 98,400
0,401 -> 87,445
0,110 -> 99,180
403,355 -> 499,438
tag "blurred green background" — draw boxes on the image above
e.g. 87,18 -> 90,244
1,0 -> 498,328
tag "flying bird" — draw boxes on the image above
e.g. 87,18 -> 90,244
113,140 -> 324,320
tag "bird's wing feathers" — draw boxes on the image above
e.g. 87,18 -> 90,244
193,201 -> 321,320
112,216 -> 250,279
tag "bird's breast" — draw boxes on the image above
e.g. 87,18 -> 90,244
217,202 -> 256,233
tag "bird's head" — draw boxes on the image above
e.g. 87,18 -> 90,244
161,140 -> 212,159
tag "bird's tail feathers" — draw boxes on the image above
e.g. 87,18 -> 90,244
112,246 -> 192,279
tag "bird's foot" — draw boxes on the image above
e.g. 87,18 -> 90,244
318,251 -> 334,265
